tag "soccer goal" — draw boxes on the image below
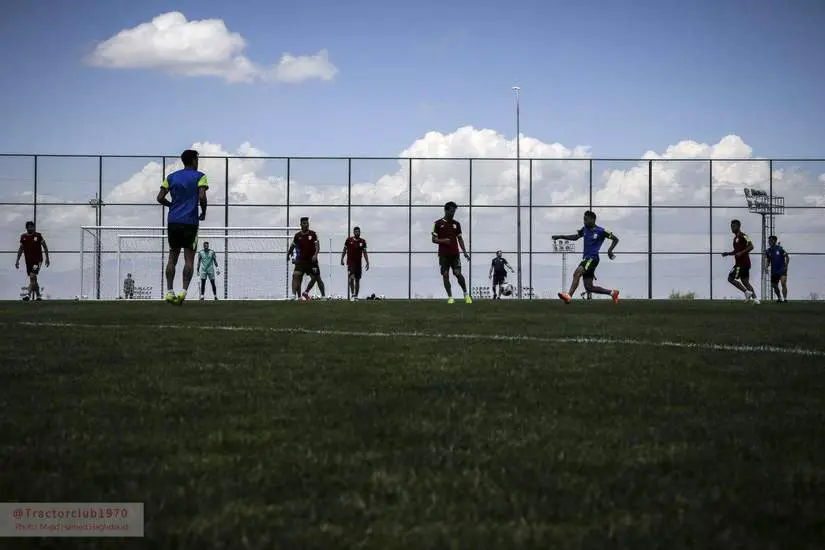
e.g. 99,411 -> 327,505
79,226 -> 298,300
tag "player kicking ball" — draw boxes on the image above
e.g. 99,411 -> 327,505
197,241 -> 220,300
552,210 -> 620,304
15,220 -> 50,301
287,216 -> 326,300
489,250 -> 515,299
432,201 -> 472,304
156,149 -> 208,305
341,226 -> 369,300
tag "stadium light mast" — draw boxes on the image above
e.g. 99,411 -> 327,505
743,187 -> 784,301
512,86 -> 523,299
553,239 -> 576,294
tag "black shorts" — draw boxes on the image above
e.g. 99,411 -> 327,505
26,262 -> 41,276
168,223 -> 198,251
295,262 -> 320,277
348,265 -> 363,280
578,258 -> 599,278
493,273 -> 506,285
771,270 -> 787,284
729,266 -> 750,280
439,254 -> 461,274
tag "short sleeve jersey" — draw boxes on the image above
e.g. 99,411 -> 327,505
293,230 -> 319,264
766,244 -> 787,274
578,225 -> 613,260
344,237 -> 367,266
162,168 -> 208,226
432,218 -> 462,256
20,232 -> 44,263
733,232 -> 752,268
491,257 -> 509,274
198,249 -> 217,271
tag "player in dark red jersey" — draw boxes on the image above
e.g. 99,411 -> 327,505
286,216 -> 326,300
432,201 -> 472,304
341,226 -> 370,301
15,221 -> 50,301
721,219 -> 757,302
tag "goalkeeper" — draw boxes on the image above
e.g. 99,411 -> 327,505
197,241 -> 220,300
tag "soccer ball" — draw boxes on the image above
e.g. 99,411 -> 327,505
501,283 -> 513,297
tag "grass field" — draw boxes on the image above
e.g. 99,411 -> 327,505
1,298 -> 824,549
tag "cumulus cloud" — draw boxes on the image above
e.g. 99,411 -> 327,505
2,128 -> 824,300
87,12 -> 338,84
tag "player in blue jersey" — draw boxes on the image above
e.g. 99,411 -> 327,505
197,241 -> 220,300
765,235 -> 790,302
156,149 -> 208,305
552,210 -> 620,304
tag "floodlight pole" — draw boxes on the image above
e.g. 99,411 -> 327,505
513,86 -> 523,299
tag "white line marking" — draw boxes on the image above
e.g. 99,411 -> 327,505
12,321 -> 825,358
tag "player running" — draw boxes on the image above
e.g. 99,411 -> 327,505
156,149 -> 208,305
197,241 -> 220,300
341,226 -> 369,300
552,210 -> 620,304
432,201 -> 472,304
15,220 -> 50,301
765,235 -> 790,303
721,219 -> 757,302
489,250 -> 515,299
287,217 -> 326,300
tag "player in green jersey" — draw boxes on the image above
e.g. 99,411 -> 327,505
197,241 -> 220,300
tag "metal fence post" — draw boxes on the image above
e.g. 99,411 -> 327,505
709,159 -> 713,300
408,158 -> 412,300
647,159 -> 653,300
528,159 -> 533,299
224,157 -> 230,300
286,158 -> 291,300
468,158 -> 473,291
588,158 -> 593,210
161,157 -> 166,299
347,158 -> 352,300
96,156 -> 103,300
33,155 -> 38,226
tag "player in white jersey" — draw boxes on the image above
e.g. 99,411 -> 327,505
197,241 -> 220,300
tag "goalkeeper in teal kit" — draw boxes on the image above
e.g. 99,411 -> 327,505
197,241 -> 220,300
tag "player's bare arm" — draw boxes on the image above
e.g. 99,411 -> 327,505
198,187 -> 207,221
41,237 -> 50,267
606,233 -> 619,260
287,235 -> 297,259
363,246 -> 369,271
507,259 -> 515,272
15,242 -> 23,269
340,243 -> 347,265
457,235 -> 470,260
312,240 -> 320,262
156,187 -> 172,207
552,233 -> 582,241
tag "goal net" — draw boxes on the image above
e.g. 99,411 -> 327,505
79,226 -> 297,300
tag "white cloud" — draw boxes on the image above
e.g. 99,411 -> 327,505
87,12 -> 338,84
2,128 -> 825,300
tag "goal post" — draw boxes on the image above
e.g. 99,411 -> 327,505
80,226 -> 299,300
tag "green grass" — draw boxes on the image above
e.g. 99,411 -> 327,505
1,299 -> 824,549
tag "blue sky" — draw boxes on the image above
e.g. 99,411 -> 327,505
2,0 -> 824,158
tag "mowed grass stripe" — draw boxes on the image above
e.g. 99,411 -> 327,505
12,321 -> 825,358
